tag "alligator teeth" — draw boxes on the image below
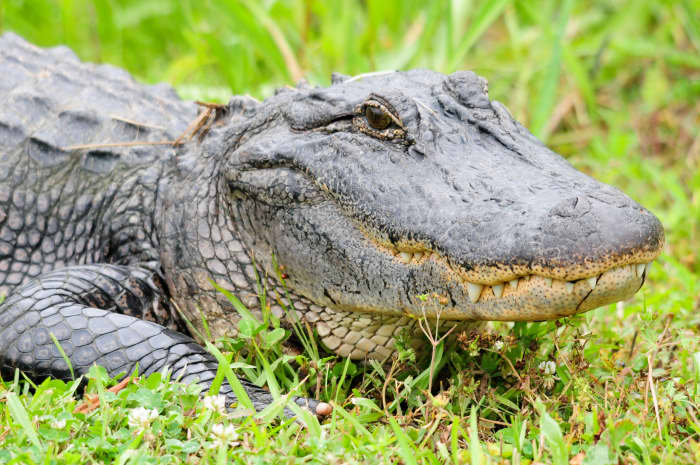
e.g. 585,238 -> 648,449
586,276 -> 598,289
543,277 -> 553,287
508,278 -> 519,290
635,263 -> 646,277
492,284 -> 504,298
466,283 -> 483,303
398,252 -> 412,264
565,282 -> 575,294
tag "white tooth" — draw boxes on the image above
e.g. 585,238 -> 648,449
543,277 -> 553,287
413,252 -> 423,261
466,282 -> 483,303
508,278 -> 519,290
586,276 -> 597,289
645,262 -> 652,274
565,282 -> 575,294
636,263 -> 646,277
398,252 -> 412,264
492,284 -> 504,298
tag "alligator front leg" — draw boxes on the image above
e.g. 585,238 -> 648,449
0,264 -> 329,416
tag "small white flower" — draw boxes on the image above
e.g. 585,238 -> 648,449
51,418 -> 67,429
128,407 -> 159,432
493,340 -> 504,351
202,394 -> 227,415
538,360 -> 557,375
210,423 -> 239,448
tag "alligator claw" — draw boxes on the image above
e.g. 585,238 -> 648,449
292,396 -> 333,417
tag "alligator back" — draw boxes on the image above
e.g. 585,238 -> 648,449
0,32 -> 197,297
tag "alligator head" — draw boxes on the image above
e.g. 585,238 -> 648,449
161,69 -> 663,359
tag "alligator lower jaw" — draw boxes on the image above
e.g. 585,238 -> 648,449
310,262 -> 653,360
435,261 -> 654,321
323,260 -> 654,322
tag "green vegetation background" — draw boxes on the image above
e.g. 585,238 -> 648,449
0,0 -> 698,463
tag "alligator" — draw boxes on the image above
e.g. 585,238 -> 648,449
0,32 -> 664,415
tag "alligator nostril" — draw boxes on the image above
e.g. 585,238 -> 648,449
550,196 -> 591,218
444,71 -> 490,109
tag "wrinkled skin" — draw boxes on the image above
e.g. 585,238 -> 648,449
0,34 -> 663,413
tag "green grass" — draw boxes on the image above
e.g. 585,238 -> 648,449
1,0 -> 699,463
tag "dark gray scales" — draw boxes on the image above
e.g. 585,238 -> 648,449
0,33 -> 324,414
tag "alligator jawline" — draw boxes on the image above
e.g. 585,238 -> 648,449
349,228 -> 656,320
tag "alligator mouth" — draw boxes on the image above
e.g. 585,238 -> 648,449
365,237 -> 661,321
305,242 -> 657,360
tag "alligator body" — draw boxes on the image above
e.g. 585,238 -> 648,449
0,33 -> 663,413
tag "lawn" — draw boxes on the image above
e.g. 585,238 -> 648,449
0,0 -> 698,463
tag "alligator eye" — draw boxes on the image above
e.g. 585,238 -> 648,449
365,106 -> 392,130
353,97 -> 406,141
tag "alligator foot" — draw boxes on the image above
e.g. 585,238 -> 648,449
231,379 -> 332,418
0,264 -> 327,417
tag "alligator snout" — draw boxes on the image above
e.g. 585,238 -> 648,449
540,190 -> 664,279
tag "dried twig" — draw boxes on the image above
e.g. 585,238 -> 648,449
382,358 -> 399,415
172,110 -> 211,146
109,115 -> 167,131
644,315 -> 673,439
173,101 -> 228,146
478,416 -> 509,426
73,375 -> 137,414
65,140 -> 180,150
64,101 -> 228,152
647,352 -> 663,438
0,426 -> 9,443
417,305 -> 456,393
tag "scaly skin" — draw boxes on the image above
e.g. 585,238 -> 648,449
0,33 -> 663,412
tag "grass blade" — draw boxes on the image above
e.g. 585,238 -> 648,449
389,417 -> 419,465
6,392 -> 42,449
330,400 -> 374,439
693,352 -> 700,398
537,401 -> 568,465
50,332 -> 74,380
468,406 -> 484,465
562,45 -> 598,120
446,0 -> 510,70
212,281 -> 261,324
530,0 -> 572,140
204,341 -> 254,411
